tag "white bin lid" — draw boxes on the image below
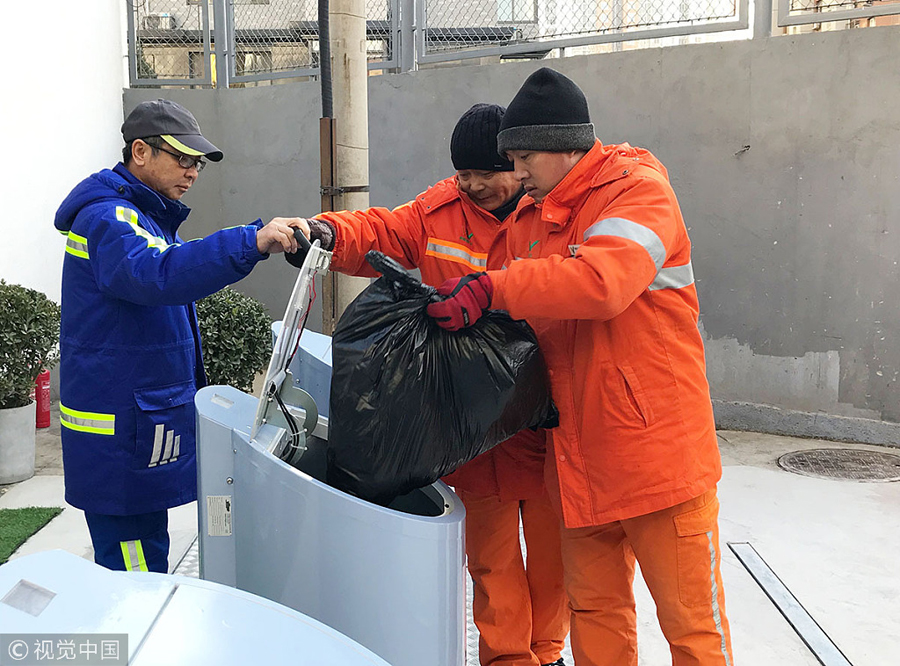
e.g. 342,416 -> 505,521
0,550 -> 390,666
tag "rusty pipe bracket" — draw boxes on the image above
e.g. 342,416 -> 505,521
320,185 -> 370,196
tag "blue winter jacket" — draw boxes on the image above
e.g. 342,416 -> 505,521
55,163 -> 267,515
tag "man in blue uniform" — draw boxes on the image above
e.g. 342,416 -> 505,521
55,99 -> 300,573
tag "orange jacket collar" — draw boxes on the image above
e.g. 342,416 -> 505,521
523,140 -> 669,228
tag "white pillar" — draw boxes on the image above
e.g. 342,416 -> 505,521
326,0 -> 370,331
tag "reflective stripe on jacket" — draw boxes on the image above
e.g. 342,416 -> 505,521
488,141 -> 721,527
54,163 -> 267,515
317,177 -> 546,499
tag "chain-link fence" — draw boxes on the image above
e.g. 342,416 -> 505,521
787,0 -> 900,12
420,0 -> 745,60
128,0 -> 396,87
366,0 -> 396,66
127,0 -> 899,85
231,0 -> 316,83
778,0 -> 900,27
128,0 -> 213,85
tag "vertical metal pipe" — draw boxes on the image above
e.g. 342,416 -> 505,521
399,0 -> 416,72
212,0 -> 230,88
414,0 -> 427,61
319,0 -> 337,334
320,117 -> 339,335
126,0 -> 138,86
319,0 -> 333,117
203,0 -> 214,86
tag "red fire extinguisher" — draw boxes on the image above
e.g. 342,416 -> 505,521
35,370 -> 51,429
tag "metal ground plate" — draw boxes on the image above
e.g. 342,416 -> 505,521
777,448 -> 900,482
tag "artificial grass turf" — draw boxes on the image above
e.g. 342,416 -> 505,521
0,507 -> 63,564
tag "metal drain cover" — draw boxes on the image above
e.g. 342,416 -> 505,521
777,448 -> 900,482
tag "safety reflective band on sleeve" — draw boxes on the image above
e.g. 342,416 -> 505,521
425,239 -> 488,271
120,539 -> 149,572
65,232 -> 90,260
60,404 -> 115,435
649,262 -> 695,291
115,206 -> 174,253
583,217 -> 665,272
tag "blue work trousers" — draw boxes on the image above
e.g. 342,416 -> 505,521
84,510 -> 169,573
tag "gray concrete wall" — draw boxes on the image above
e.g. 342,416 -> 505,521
125,84 -> 325,329
125,25 -> 900,435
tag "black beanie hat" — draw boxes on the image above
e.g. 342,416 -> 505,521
497,68 -> 595,155
450,104 -> 514,172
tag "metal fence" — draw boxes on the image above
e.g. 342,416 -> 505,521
777,0 -> 900,27
128,0 -> 213,86
418,0 -> 747,63
128,0 -> 396,87
127,0 -> 900,87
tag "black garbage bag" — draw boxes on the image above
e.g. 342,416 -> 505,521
326,251 -> 556,506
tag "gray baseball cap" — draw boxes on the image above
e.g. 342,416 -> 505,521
122,98 -> 223,162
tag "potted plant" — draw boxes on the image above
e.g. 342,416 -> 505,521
196,287 -> 272,394
0,280 -> 60,484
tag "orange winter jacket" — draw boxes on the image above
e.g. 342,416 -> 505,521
317,176 -> 546,500
487,141 -> 721,527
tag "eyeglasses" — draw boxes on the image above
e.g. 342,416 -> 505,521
151,142 -> 207,173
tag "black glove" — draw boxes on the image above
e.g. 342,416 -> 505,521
285,219 -> 336,268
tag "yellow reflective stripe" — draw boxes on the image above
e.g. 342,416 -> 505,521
65,232 -> 90,260
115,206 -> 139,225
61,420 -> 115,435
120,540 -> 149,572
115,206 -> 174,253
425,238 -> 488,271
58,228 -> 69,236
60,403 -> 115,435
161,134 -> 205,156
115,205 -> 133,224
65,246 -> 89,260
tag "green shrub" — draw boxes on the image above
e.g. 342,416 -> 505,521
196,287 -> 271,393
0,281 -> 61,409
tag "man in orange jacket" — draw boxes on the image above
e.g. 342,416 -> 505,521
427,70 -> 734,666
288,104 -> 570,666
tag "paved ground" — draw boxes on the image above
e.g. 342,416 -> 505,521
2,405 -> 899,665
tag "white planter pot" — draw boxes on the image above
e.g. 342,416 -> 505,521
0,401 -> 36,485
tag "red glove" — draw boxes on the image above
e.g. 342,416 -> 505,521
427,273 -> 493,331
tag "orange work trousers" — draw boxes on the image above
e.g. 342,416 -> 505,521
560,487 -> 733,666
457,488 -> 570,666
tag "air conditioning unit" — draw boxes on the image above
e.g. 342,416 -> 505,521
143,13 -> 177,30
